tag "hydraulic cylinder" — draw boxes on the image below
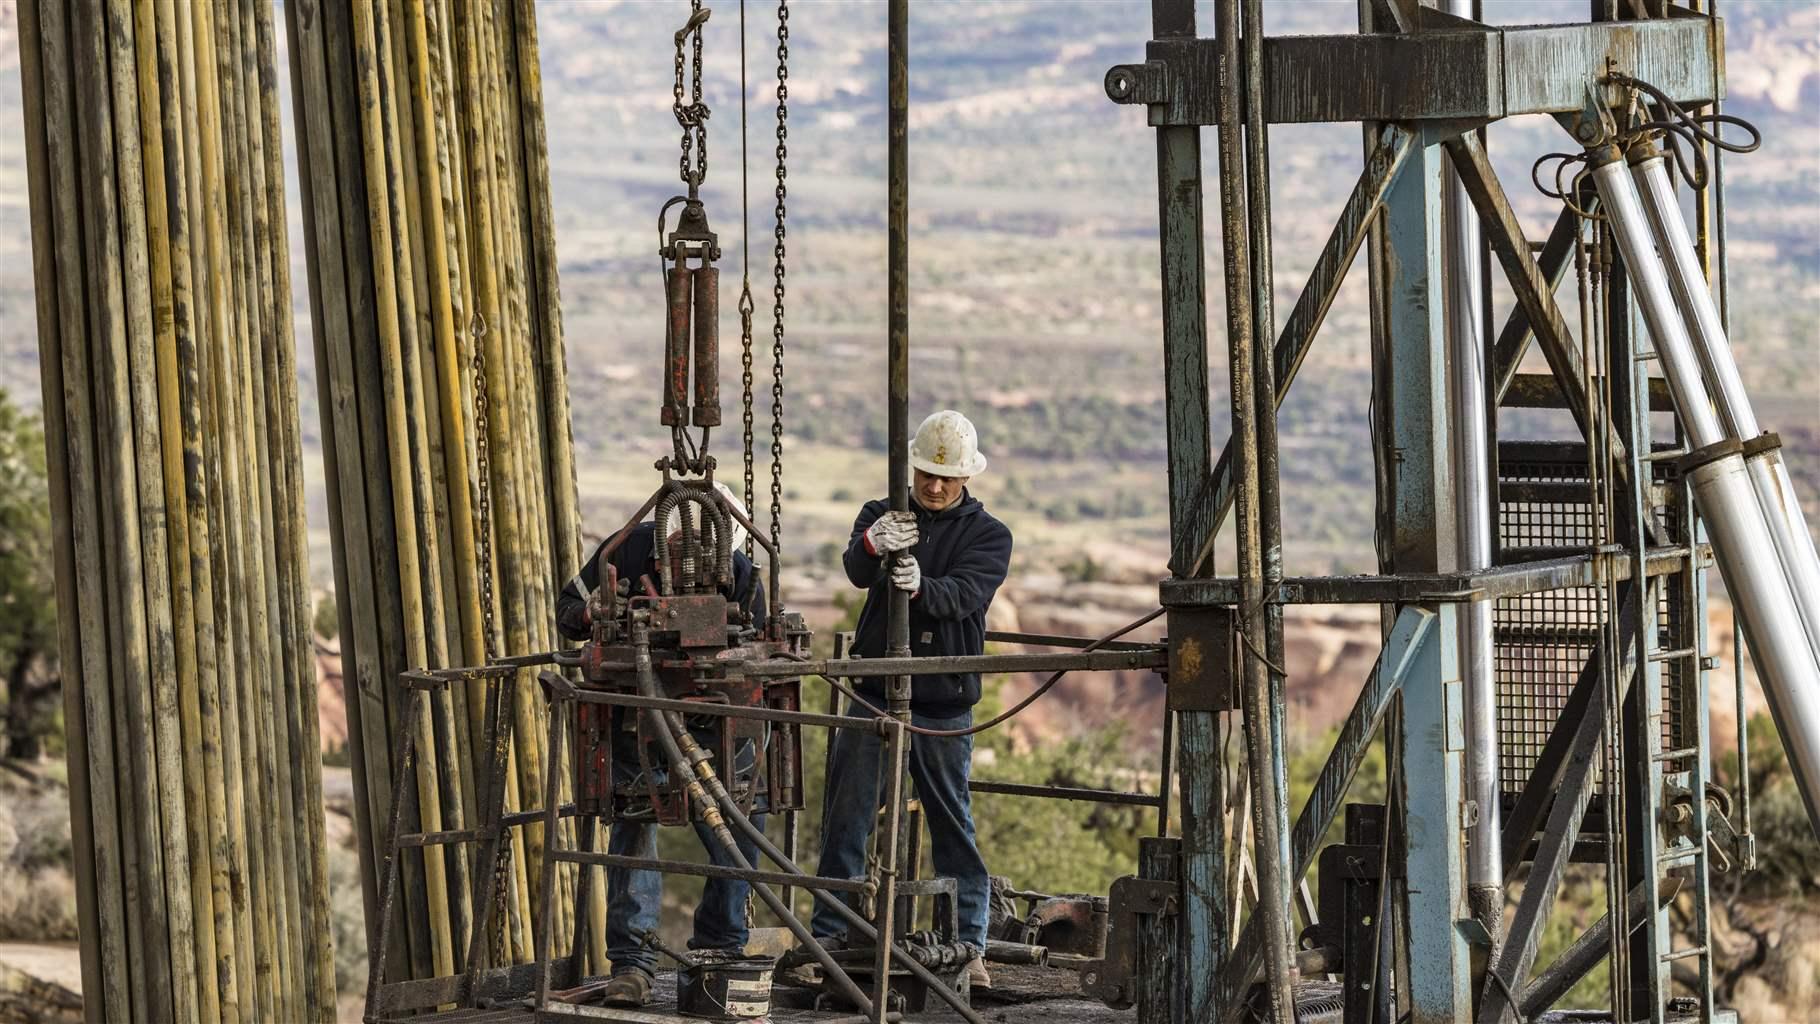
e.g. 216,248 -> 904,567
1593,148 -> 1820,830
1630,149 -> 1820,654
692,265 -> 721,427
664,263 -> 693,427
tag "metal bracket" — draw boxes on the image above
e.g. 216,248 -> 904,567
1166,606 -> 1238,711
1080,876 -> 1177,1009
1103,61 -> 1169,106
1554,78 -> 1618,147
664,197 -> 721,261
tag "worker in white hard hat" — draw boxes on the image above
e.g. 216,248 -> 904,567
813,410 -> 1013,989
555,480 -> 766,1007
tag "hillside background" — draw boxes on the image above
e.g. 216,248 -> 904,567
0,1 -> 1817,1019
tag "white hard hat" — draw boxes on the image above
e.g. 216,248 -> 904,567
711,481 -> 750,552
910,410 -> 987,478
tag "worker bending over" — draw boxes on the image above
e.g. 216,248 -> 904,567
555,482 -> 766,1008
813,410 -> 1013,988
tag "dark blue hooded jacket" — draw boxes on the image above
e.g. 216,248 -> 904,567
843,492 -> 1013,717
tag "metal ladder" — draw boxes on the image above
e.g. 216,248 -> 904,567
364,664 -> 526,1021
1626,338 -> 1717,1023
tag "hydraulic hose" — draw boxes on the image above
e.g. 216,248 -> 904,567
809,606 -> 1166,739
635,636 -> 985,1023
631,627 -> 874,1013
657,709 -> 987,1024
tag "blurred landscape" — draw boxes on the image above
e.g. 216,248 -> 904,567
0,0 -> 1817,1019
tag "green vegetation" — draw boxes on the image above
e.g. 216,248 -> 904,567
0,388 -> 57,760
313,592 -> 339,643
1719,712 -> 1820,900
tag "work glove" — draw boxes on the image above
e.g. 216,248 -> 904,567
864,510 -> 919,556
892,554 -> 922,596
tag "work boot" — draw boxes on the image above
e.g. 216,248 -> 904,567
601,969 -> 654,1008
964,956 -> 991,990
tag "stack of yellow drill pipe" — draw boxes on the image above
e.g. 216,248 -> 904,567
285,0 -> 592,989
18,0 -> 336,1019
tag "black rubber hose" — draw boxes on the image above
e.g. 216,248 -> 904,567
632,628 -> 874,1014
656,706 -> 988,1024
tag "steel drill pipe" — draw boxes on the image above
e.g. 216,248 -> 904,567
176,2 -> 253,1009
886,0 -> 912,714
1238,5 -> 1300,1015
20,0 -> 335,1014
1217,0 -> 1296,1017
352,0 -> 458,979
289,0 -> 591,977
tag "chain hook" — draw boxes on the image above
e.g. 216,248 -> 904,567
674,7 -> 711,46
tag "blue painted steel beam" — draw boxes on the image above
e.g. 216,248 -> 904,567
1215,606 -> 1435,1009
1149,2 -> 1222,1021
1381,132 -> 1474,1024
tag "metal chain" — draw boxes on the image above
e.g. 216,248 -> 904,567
673,2 -> 710,194
768,0 -> 789,558
739,0 -> 756,556
489,826 -> 513,959
471,314 -> 498,661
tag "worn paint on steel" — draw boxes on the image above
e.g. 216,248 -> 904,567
1156,122 -> 1215,577
1381,133 -> 1472,1023
1184,123 -> 1414,578
1116,19 -> 1718,126
1216,606 -> 1435,1008
1146,2 -> 1223,1016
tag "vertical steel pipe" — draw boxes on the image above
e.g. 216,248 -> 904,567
886,0 -> 912,706
1216,0 -> 1294,1018
882,10 -> 912,1017
1593,150 -> 1820,829
1443,0 -> 1502,923
1239,0 -> 1298,1013
871,719 -> 909,1023
22,0 -> 335,1010
18,0 -> 118,1013
1631,151 -> 1820,654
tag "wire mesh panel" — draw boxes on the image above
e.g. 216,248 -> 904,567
1495,442 -> 1609,794
1492,441 -> 1693,795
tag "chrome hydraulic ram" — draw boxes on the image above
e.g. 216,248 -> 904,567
1629,145 -> 1820,656
1590,145 -> 1820,831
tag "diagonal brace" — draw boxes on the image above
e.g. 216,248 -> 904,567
1481,580 -> 1648,1023
1498,618 -> 1609,878
1181,123 -> 1416,577
1444,133 -> 1670,546
1442,132 -> 1607,457
1491,202 -> 1592,403
1214,606 -> 1435,1010
1519,876 -> 1682,1018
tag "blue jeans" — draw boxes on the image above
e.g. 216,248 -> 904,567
605,815 -> 764,976
603,714 -> 766,977
811,704 -> 989,950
